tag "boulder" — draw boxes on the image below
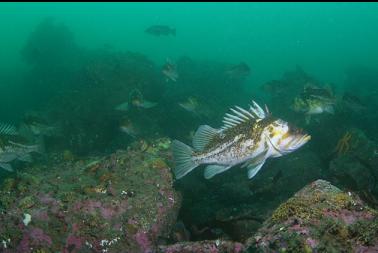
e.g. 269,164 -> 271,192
0,138 -> 181,253
246,179 -> 378,252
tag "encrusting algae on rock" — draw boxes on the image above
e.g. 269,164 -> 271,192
0,137 -> 181,253
247,179 -> 378,252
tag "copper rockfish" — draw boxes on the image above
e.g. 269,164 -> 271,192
172,100 -> 311,180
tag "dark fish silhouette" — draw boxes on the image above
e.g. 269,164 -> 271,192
145,25 -> 176,36
225,62 -> 251,78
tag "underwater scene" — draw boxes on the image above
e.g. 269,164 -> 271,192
1,2 -> 378,253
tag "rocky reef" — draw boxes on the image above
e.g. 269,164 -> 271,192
246,179 -> 378,252
158,240 -> 245,253
0,137 -> 181,253
1,137 -> 378,253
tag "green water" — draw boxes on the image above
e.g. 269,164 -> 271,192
1,3 -> 378,110
1,3 -> 378,251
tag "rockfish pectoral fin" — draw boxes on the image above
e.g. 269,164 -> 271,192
192,125 -> 220,151
204,164 -> 232,179
241,147 -> 268,168
247,161 -> 265,179
172,140 -> 198,179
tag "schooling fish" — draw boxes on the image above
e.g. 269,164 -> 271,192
162,58 -> 179,82
172,100 -> 310,180
119,119 -> 139,138
115,89 -> 157,111
225,62 -> 251,79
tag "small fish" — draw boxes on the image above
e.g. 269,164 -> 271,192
300,83 -> 336,104
178,97 -> 199,113
145,25 -> 176,36
19,122 -> 61,137
172,100 -> 310,180
292,97 -> 335,115
0,141 -> 42,172
119,119 -> 139,138
162,59 -> 179,82
115,89 -> 157,111
341,92 -> 367,112
291,97 -> 335,124
225,62 -> 251,78
260,80 -> 286,95
179,97 -> 211,118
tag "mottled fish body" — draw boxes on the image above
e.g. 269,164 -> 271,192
0,141 -> 42,172
172,100 -> 310,180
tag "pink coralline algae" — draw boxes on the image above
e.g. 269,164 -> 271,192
157,240 -> 246,253
233,242 -> 244,253
30,228 -> 53,246
305,237 -> 318,248
0,138 -> 181,252
31,209 -> 49,221
135,231 -> 153,253
209,244 -> 219,253
245,180 -> 378,252
288,223 -> 309,235
64,234 -> 83,253
323,208 -> 375,225
73,199 -> 128,220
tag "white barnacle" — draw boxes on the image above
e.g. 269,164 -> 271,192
100,239 -> 109,247
23,213 -> 32,226
2,239 -> 8,249
85,241 -> 93,248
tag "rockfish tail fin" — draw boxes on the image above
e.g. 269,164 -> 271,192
172,140 -> 198,179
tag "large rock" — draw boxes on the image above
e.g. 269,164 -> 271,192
329,128 -> 378,194
158,240 -> 245,253
0,138 -> 181,253
246,179 -> 378,252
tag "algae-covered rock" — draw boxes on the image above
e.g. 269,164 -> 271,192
246,179 -> 378,252
158,240 -> 245,253
329,128 -> 378,198
0,137 -> 181,253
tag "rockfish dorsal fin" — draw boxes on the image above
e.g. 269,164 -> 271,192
193,125 -> 220,151
221,100 -> 268,131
